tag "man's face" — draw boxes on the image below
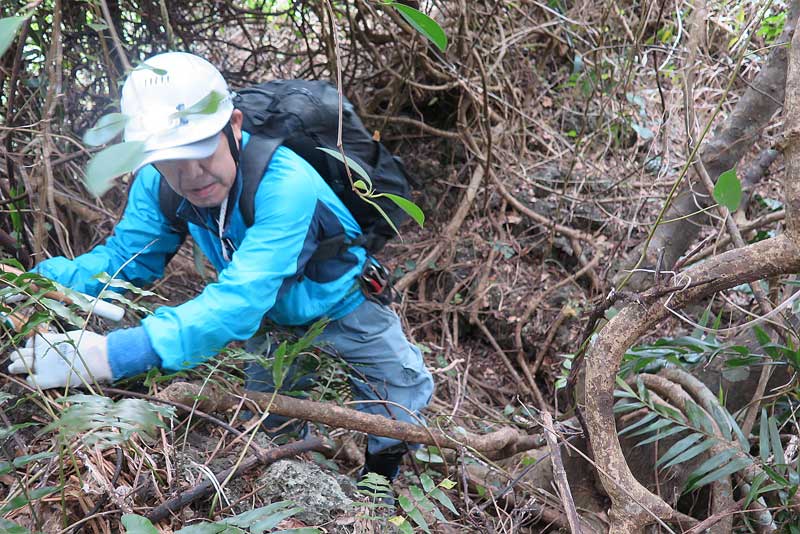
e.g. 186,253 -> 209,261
155,110 -> 243,208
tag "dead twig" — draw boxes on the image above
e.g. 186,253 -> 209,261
542,411 -> 583,534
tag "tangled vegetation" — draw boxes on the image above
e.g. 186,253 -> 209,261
2,0 -> 800,532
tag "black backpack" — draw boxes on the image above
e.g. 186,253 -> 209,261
159,79 -> 412,260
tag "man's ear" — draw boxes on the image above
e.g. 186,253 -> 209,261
230,109 -> 244,144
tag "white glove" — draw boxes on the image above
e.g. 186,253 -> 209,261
8,330 -> 112,389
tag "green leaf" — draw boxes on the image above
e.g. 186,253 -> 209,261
83,113 -> 128,146
768,416 -> 785,468
12,451 -> 57,468
438,478 -> 457,490
390,516 -> 413,534
0,518 -> 30,534
635,425 -> 687,447
175,524 -> 227,534
121,514 -> 159,534
39,297 -> 85,329
685,401 -> 715,434
618,412 -> 659,436
684,457 -> 752,493
713,168 -> 742,212
390,3 -> 447,52
251,507 -> 304,532
628,418 -> 674,438
176,90 -> 226,117
760,409 -> 770,463
84,141 -> 146,197
0,486 -> 60,514
363,196 -> 400,236
399,495 -> 431,533
686,449 -> 738,483
381,193 -> 425,228
744,472 -> 768,508
0,16 -> 28,60
415,447 -> 444,464
353,179 -> 370,193
662,439 -> 717,470
420,473 -> 435,493
87,22 -> 109,31
316,147 -> 372,186
615,376 -> 637,398
430,487 -> 458,515
657,433 -> 704,467
272,342 -> 287,389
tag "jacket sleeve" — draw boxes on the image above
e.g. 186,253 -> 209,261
142,151 -> 318,370
35,167 -> 184,296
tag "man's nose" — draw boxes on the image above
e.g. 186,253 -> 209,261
177,160 -> 204,183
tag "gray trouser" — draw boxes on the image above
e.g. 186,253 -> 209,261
245,299 -> 434,454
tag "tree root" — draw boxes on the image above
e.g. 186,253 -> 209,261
585,234 -> 800,533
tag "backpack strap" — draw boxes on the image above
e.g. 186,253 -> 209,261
238,134 -> 282,227
237,134 -> 384,262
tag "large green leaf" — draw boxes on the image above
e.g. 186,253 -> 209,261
657,433 -> 704,467
430,487 -> 458,515
661,439 -> 716,469
713,168 -> 742,212
635,425 -> 687,447
684,457 -> 752,492
176,90 -> 226,117
628,418 -> 674,438
0,16 -> 28,59
84,141 -> 146,196
83,113 -> 128,146
618,412 -> 659,436
390,3 -> 447,52
381,193 -> 425,228
0,486 -> 60,514
316,147 -> 372,187
685,448 -> 738,484
121,515 -> 158,534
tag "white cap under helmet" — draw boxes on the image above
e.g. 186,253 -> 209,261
121,52 -> 234,171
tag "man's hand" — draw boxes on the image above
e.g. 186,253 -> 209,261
8,330 -> 112,389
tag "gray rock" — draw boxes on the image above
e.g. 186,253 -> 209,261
256,459 -> 354,525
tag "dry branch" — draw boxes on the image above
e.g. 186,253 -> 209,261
159,382 -> 544,458
542,412 -> 583,534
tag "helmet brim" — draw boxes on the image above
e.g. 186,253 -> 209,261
134,133 -> 221,174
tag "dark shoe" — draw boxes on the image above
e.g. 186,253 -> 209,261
363,444 -> 406,481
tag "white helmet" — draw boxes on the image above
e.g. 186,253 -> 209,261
121,52 -> 234,170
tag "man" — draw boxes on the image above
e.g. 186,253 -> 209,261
7,52 -> 434,482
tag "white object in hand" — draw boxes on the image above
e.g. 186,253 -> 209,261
8,330 -> 112,389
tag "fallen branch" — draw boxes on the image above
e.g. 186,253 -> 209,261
159,382 -> 544,458
146,437 -> 324,523
542,412 -> 583,534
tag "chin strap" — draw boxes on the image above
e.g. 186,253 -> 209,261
223,122 -> 240,168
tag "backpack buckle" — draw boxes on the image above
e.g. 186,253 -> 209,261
359,260 -> 394,306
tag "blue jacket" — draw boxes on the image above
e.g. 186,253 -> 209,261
36,132 -> 366,377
